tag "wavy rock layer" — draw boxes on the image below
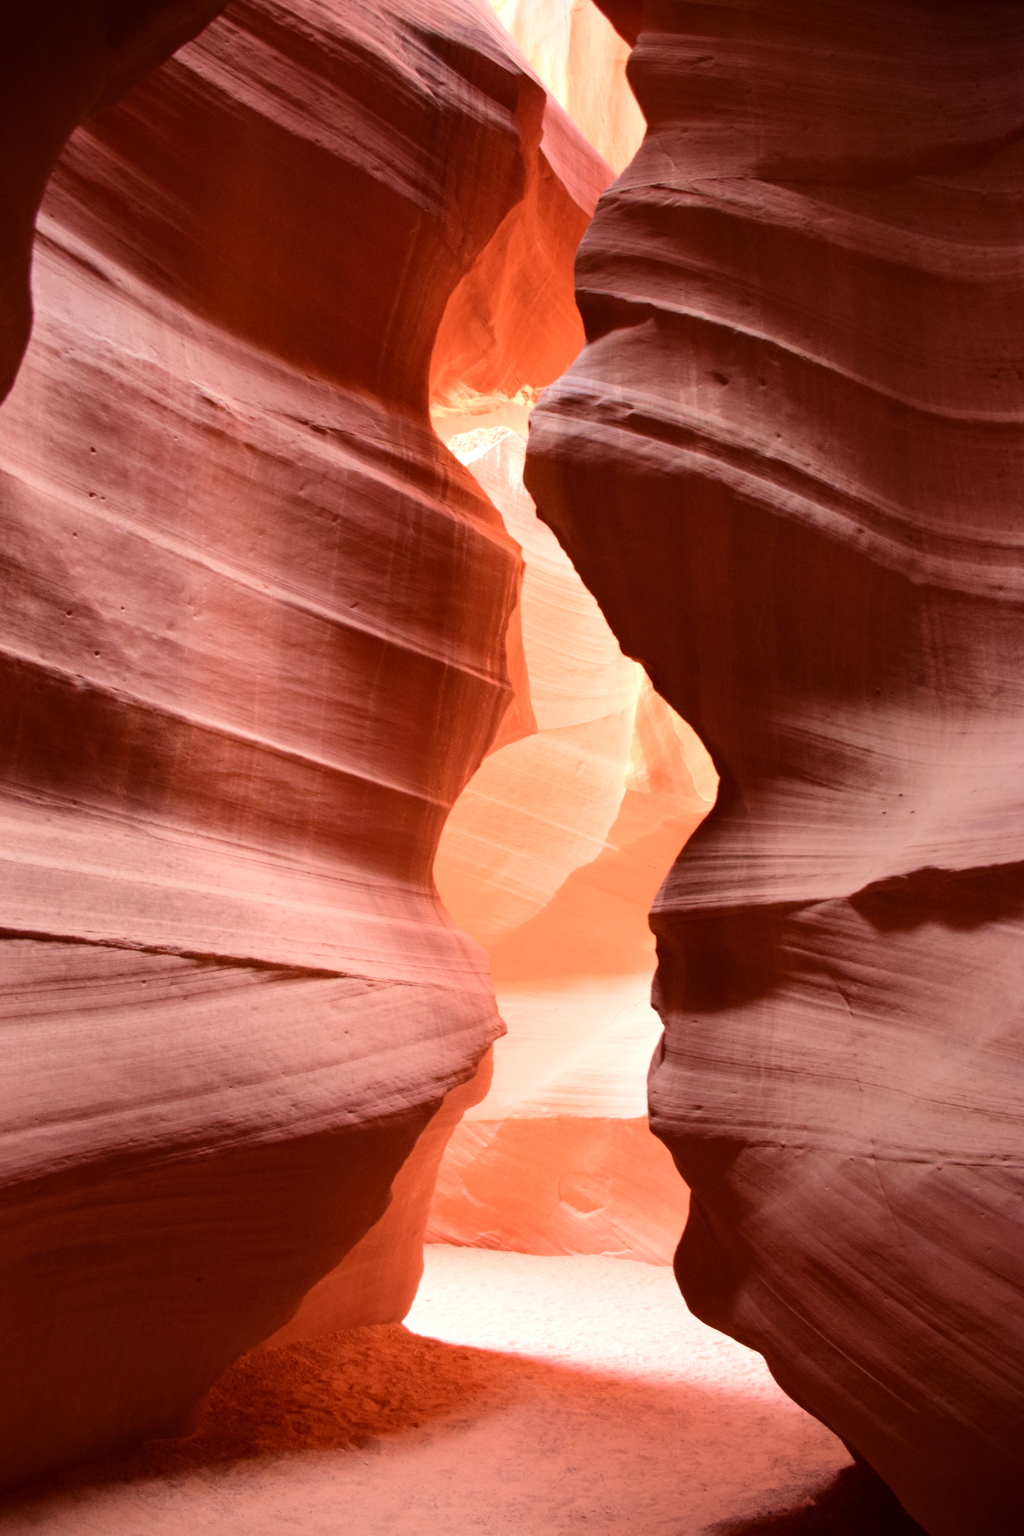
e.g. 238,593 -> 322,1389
0,0 -> 228,401
526,3 -> 1024,1532
0,0 -> 590,1488
430,90 -> 609,420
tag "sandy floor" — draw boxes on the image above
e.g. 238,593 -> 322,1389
0,1246 -> 922,1535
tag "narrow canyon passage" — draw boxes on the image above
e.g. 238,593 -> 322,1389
0,1 -> 739,1514
429,421 -> 715,1263
0,1248 -> 877,1536
0,1 -> 1020,1532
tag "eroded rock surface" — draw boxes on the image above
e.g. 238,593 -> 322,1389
526,3 -> 1024,1531
0,0 -> 592,1487
0,0 -> 228,401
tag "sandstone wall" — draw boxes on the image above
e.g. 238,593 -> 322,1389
526,2 -> 1024,1531
428,0 -> 711,1266
0,0 -> 592,1487
0,1 -> 228,402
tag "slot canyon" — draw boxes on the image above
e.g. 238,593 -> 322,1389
0,2 -> 1020,1534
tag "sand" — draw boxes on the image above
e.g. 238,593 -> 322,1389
0,1245 -> 911,1535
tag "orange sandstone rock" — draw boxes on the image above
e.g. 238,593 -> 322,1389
0,1 -> 227,402
430,92 -> 610,422
431,425 -> 714,1261
260,1060 -> 495,1347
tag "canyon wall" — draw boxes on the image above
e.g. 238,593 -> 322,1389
526,2 -> 1024,1532
0,0 -> 598,1487
0,1 -> 228,402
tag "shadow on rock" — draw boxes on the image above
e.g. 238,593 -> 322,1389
3,1323 -> 523,1499
710,1462 -> 927,1535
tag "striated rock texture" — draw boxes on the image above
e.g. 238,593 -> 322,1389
526,2 -> 1024,1532
0,0 -> 228,401
260,1060 -> 494,1348
0,0 -> 593,1488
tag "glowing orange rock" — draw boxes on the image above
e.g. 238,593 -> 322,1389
431,425 -> 715,1261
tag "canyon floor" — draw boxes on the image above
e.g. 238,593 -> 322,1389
0,1245 -> 923,1535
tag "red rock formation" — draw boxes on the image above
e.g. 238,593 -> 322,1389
588,0 -> 641,47
0,1 -> 227,401
430,94 -> 607,423
0,0 -> 595,1488
261,1062 -> 494,1347
526,3 -> 1024,1532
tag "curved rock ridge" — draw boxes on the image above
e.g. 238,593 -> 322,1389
0,0 -> 228,402
0,0 -> 597,1487
526,3 -> 1024,1532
